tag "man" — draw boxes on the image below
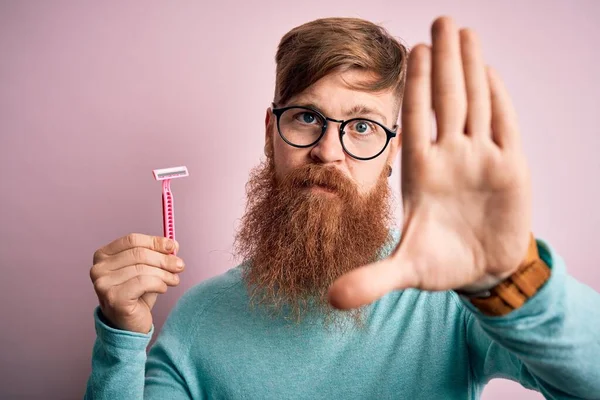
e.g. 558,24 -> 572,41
85,16 -> 600,399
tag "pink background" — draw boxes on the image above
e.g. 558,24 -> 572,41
1,1 -> 598,399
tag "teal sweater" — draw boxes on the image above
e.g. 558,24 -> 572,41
84,236 -> 600,399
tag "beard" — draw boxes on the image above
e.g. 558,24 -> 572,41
234,156 -> 394,327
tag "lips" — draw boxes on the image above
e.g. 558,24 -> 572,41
306,178 -> 342,193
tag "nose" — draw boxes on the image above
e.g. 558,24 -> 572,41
310,122 -> 345,164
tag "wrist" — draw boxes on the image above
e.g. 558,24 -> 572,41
455,233 -> 551,316
94,306 -> 154,349
455,275 -> 504,296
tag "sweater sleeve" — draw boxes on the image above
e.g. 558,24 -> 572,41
83,307 -> 192,400
463,239 -> 600,399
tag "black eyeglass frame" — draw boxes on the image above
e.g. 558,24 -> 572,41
271,103 -> 398,161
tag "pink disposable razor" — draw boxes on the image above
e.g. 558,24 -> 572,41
152,166 -> 189,255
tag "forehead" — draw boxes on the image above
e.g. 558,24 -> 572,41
286,69 -> 398,121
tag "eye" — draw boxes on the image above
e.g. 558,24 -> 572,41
349,120 -> 375,135
356,121 -> 369,133
295,112 -> 319,124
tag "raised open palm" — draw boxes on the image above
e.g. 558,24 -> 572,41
329,16 -> 532,309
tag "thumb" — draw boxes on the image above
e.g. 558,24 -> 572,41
327,250 -> 420,310
141,292 -> 159,309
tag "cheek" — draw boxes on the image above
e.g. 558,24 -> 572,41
273,136 -> 310,178
349,160 -> 387,194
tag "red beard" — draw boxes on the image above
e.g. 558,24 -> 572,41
234,157 -> 393,325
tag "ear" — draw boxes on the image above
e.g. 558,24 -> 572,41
264,108 -> 273,157
386,128 -> 402,166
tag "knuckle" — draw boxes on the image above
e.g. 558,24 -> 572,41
159,268 -> 169,280
131,247 -> 146,263
165,270 -> 176,283
105,287 -> 119,309
133,263 -> 146,275
92,249 -> 103,264
134,275 -> 145,287
152,236 -> 163,252
160,254 -> 172,269
89,264 -> 101,281
125,233 -> 139,248
436,80 -> 463,97
93,276 -> 108,294
159,281 -> 168,293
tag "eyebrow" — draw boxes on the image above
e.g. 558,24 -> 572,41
294,101 -> 388,125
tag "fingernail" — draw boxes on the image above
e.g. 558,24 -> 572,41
176,258 -> 184,268
165,240 -> 174,251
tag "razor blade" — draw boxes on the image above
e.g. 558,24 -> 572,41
152,166 -> 189,181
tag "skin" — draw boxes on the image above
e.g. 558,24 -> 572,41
328,16 -> 531,309
90,234 -> 183,333
89,16 -> 532,333
265,69 -> 401,196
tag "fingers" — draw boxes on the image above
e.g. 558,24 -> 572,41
402,16 -> 516,152
488,66 -> 520,148
106,276 -> 169,308
91,233 -> 183,333
94,233 -> 178,262
96,246 -> 183,273
94,267 -> 175,310
431,16 -> 467,141
96,264 -> 180,288
90,248 -> 184,284
401,44 -> 432,154
460,29 -> 491,138
93,263 -> 180,299
328,256 -> 419,310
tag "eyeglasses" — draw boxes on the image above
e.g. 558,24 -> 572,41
271,104 -> 398,161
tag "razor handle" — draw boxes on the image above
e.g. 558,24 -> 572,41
162,179 -> 176,254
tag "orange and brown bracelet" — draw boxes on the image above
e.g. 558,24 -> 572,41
456,234 -> 552,317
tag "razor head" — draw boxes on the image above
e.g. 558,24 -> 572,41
153,166 -> 189,181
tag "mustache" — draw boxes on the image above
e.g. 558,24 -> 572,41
282,164 -> 358,198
